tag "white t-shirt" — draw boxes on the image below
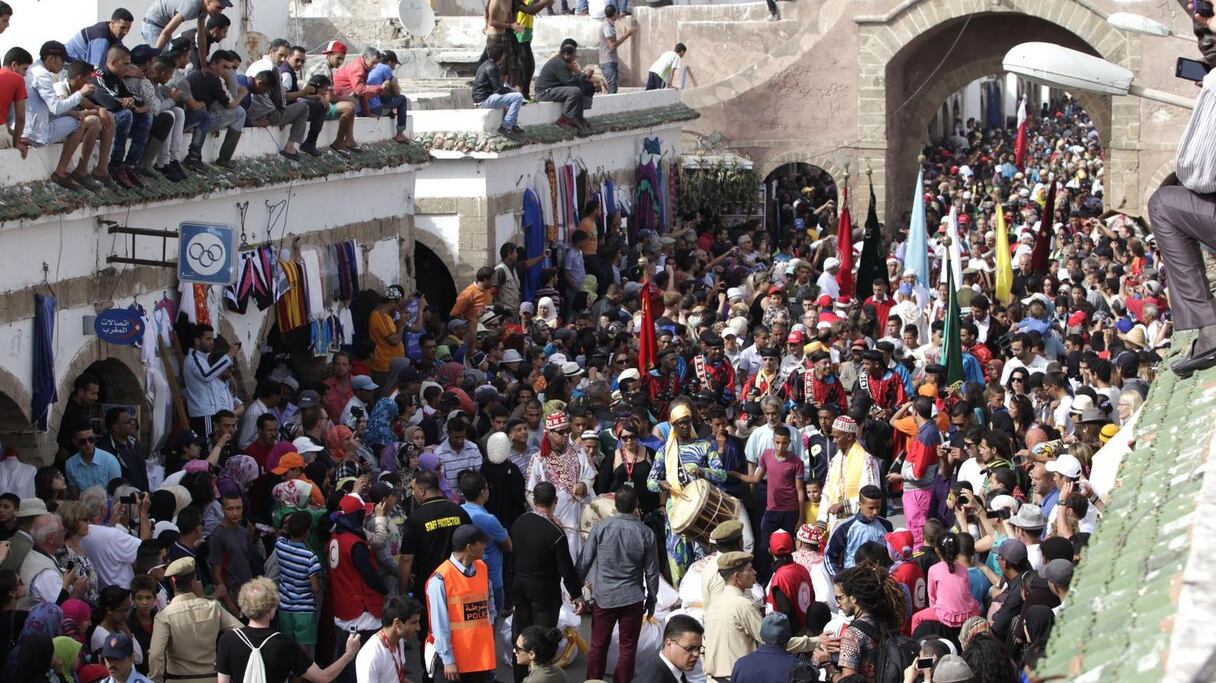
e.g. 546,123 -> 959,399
80,524 -> 143,590
92,624 -> 144,664
355,632 -> 410,683
648,50 -> 681,82
957,457 -> 986,495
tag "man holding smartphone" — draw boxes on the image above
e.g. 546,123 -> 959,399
1148,3 -> 1216,377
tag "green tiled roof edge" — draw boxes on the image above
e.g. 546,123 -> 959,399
413,102 -> 701,154
1036,330 -> 1208,681
0,139 -> 432,223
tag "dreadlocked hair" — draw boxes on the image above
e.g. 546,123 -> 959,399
839,561 -> 906,632
962,634 -> 1018,683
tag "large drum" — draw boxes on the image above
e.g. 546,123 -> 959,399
668,479 -> 739,545
580,494 -> 617,538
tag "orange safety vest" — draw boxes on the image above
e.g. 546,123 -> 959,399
431,559 -> 496,673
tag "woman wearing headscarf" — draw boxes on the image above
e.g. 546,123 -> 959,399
55,601 -> 89,647
271,479 -> 328,558
50,636 -> 81,682
4,602 -> 61,681
417,452 -> 459,503
327,425 -> 367,482
216,455 -> 259,508
533,297 -> 559,329
1018,604 -> 1055,671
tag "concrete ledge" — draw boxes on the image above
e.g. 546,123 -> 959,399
411,88 -> 680,133
0,116 -> 404,188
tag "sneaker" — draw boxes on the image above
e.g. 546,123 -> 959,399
496,126 -> 518,138
91,172 -> 116,188
124,166 -> 146,188
111,166 -> 135,189
74,174 -> 105,192
768,12 -> 780,20
138,166 -> 160,179
183,155 -> 211,173
158,165 -> 183,182
509,126 -> 527,137
300,143 -> 323,157
556,116 -> 580,131
169,161 -> 188,180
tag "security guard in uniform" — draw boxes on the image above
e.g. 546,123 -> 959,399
147,557 -> 242,683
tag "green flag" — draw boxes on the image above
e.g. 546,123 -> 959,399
941,268 -> 965,386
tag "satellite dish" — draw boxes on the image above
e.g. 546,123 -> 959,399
1003,42 -> 1134,96
1003,42 -> 1196,110
398,0 -> 436,37
1107,12 -> 1172,38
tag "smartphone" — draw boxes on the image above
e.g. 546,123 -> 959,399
917,657 -> 935,670
1195,0 -> 1215,17
986,508 -> 1012,520
1176,57 -> 1211,83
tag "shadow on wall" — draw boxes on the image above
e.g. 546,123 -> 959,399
415,241 -> 459,321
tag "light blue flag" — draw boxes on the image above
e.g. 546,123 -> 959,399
905,166 -> 930,289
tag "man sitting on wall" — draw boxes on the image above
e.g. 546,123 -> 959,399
472,41 -> 526,138
535,42 -> 598,134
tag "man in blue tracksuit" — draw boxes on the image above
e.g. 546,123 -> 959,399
65,9 -> 134,66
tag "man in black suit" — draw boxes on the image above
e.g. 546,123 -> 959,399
508,481 -> 584,682
634,614 -> 704,683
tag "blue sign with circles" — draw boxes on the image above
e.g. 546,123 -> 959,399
178,222 -> 237,285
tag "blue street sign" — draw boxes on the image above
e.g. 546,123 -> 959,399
94,308 -> 144,345
178,222 -> 238,285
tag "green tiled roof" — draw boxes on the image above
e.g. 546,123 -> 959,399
1036,332 -> 1208,681
414,102 -> 700,154
0,139 -> 431,223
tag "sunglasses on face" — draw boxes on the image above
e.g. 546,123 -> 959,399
620,434 -> 637,441
551,429 -> 570,436
77,436 -> 95,445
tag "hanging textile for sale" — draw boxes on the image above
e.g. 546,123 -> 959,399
276,257 -> 308,333
193,283 -> 211,325
223,246 -> 277,314
300,248 -> 326,320
667,161 -> 679,230
575,164 -> 588,217
345,240 -> 361,294
32,294 -> 57,431
523,188 -> 545,302
635,161 -> 662,238
658,156 -> 670,229
545,159 -> 560,243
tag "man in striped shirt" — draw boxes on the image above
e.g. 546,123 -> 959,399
1151,7 -> 1216,378
274,511 -> 323,655
432,417 -> 483,499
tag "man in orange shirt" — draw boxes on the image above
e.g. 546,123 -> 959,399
369,285 -> 407,386
450,267 -> 495,324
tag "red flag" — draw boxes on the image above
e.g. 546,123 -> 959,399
835,185 -> 855,298
1030,175 -> 1055,276
638,271 -> 658,372
1014,98 -> 1029,170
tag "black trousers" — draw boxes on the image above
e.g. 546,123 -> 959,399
517,41 -> 536,98
303,99 -> 327,145
510,578 -> 563,682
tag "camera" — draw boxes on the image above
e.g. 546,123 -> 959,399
985,508 -> 1011,520
120,493 -> 138,505
350,406 -> 365,419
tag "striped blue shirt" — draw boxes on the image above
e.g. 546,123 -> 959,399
274,537 -> 321,612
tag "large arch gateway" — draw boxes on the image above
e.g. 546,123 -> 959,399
629,0 -> 1195,224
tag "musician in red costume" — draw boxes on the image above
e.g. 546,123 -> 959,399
740,346 -> 789,403
792,351 -> 846,414
684,332 -> 736,406
858,349 -> 906,418
960,321 -> 993,382
644,347 -> 683,419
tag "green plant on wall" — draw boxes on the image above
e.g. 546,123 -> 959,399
678,161 -> 762,216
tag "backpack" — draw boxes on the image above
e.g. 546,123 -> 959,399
232,629 -> 278,683
849,619 -> 918,683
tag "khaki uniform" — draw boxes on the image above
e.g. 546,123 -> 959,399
147,591 -> 242,683
702,585 -> 816,679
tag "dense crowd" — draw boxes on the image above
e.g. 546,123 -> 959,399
4,2 -> 1214,683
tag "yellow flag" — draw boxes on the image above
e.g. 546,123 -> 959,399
995,205 -> 1013,305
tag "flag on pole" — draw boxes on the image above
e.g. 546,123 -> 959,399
1030,174 -> 1055,275
1014,97 -> 1029,170
994,204 -> 1014,305
836,185 -> 855,298
941,268 -> 965,386
906,166 -> 930,289
638,263 -> 658,372
855,173 -> 886,301
940,205 -> 964,291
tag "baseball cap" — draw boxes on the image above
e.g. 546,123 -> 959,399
351,375 -> 379,391
1044,453 -> 1083,480
768,529 -> 794,555
760,612 -> 793,646
271,452 -> 305,475
297,389 -> 320,409
1038,558 -> 1074,587
338,494 -> 372,515
101,633 -> 135,660
164,36 -> 193,56
996,539 -> 1028,565
320,39 -> 348,54
291,436 -> 324,455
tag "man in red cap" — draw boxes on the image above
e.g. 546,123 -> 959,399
815,294 -> 840,325
765,529 -> 814,633
307,39 -> 348,82
328,493 -> 387,683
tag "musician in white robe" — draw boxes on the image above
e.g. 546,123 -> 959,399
525,410 -> 596,558
817,415 -> 882,532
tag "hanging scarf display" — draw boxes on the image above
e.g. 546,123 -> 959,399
193,283 -> 212,325
546,159 -> 560,243
276,257 -> 308,333
523,188 -> 545,302
300,248 -> 325,321
635,162 -> 661,237
223,246 -> 277,314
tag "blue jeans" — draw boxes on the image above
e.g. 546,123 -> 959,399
757,509 -> 799,584
601,61 -> 619,94
480,91 -> 525,128
185,108 -> 211,153
110,109 -> 152,168
377,94 -> 409,131
139,22 -> 162,45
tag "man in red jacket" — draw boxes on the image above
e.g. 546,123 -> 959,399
765,530 -> 814,634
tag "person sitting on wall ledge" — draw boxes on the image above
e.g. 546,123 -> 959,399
535,41 -> 602,135
472,42 -> 526,138
184,49 -> 246,168
87,44 -> 153,189
363,49 -> 410,144
300,73 -> 359,157
22,42 -> 109,192
334,46 -> 409,144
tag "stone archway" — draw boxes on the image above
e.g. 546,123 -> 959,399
414,240 -> 458,322
856,0 -> 1134,223
762,161 -> 840,234
0,365 -> 33,453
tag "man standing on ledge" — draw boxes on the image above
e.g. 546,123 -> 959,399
1150,6 -> 1216,378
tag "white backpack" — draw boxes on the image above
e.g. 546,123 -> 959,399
232,629 -> 278,683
